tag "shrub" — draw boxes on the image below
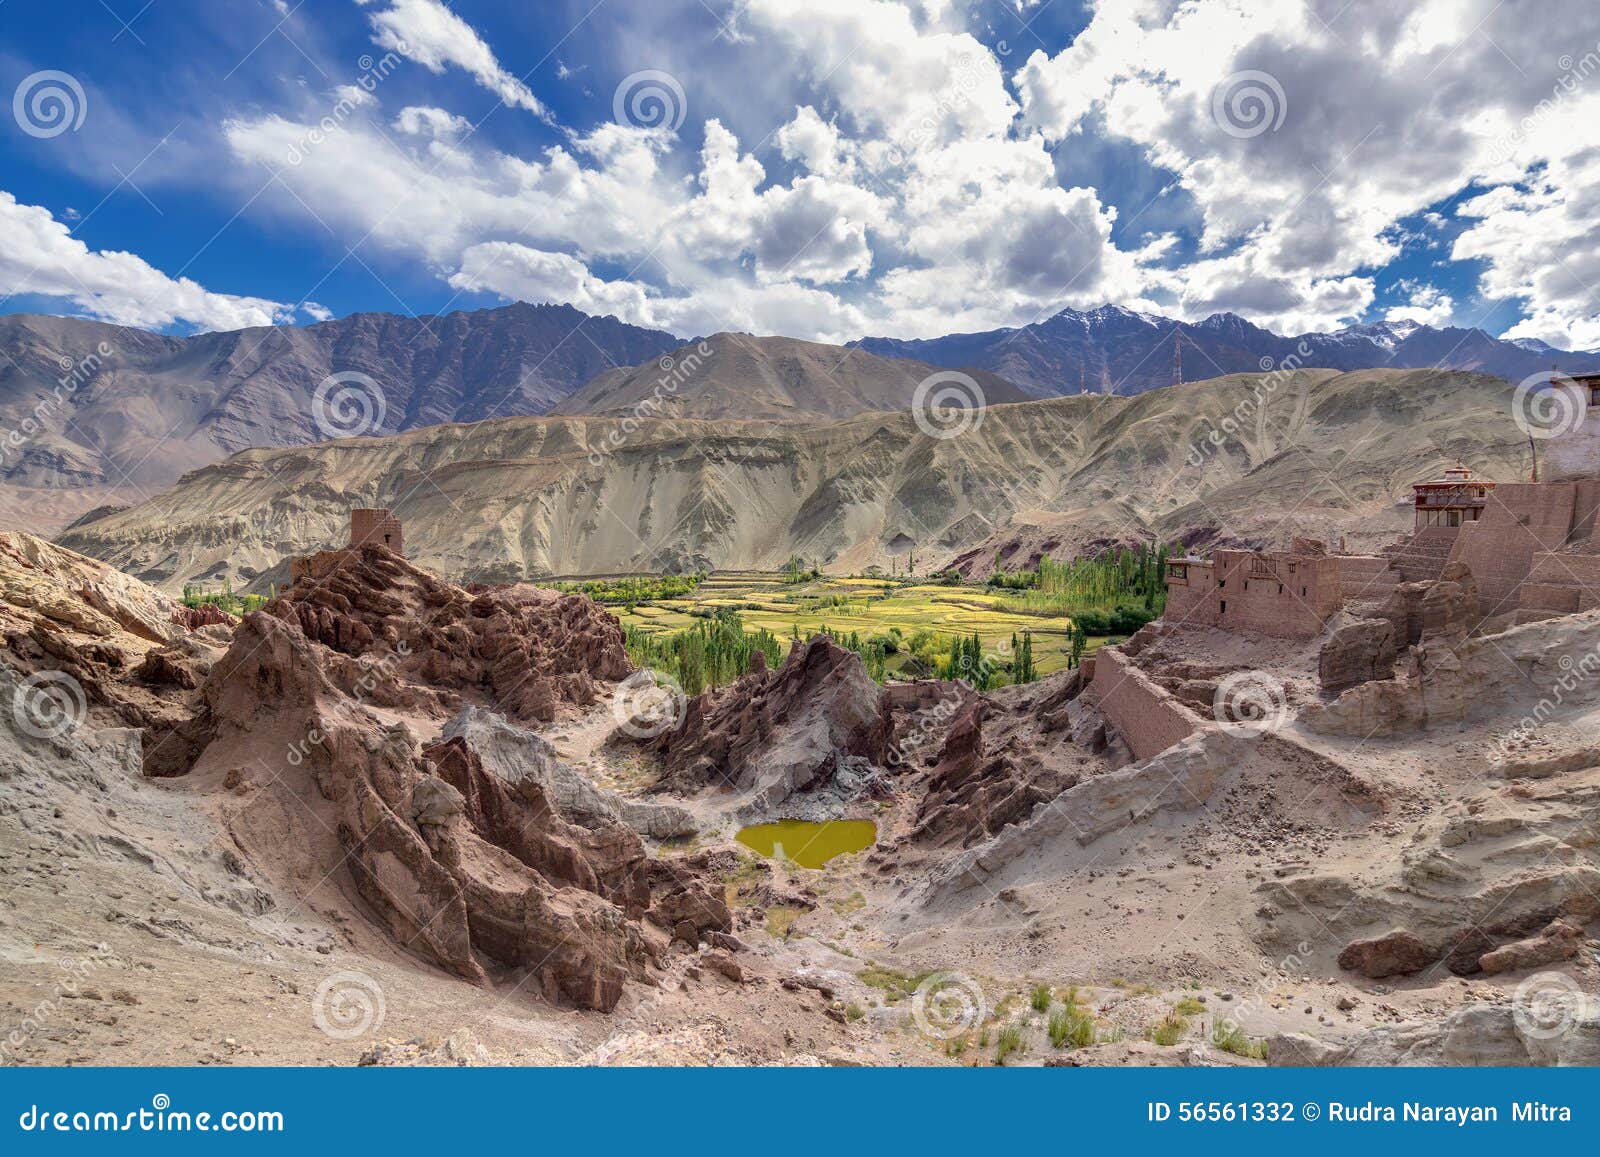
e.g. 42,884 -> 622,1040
1030,984 -> 1052,1013
1211,1018 -> 1269,1060
1048,1007 -> 1097,1050
1148,1013 -> 1189,1047
995,1025 -> 1025,1065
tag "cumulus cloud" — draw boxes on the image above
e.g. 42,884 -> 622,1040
1012,0 -> 1600,338
0,191 -> 291,332
177,0 -> 1600,346
1385,282 -> 1456,328
356,0 -> 549,119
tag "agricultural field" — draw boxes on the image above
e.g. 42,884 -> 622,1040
607,570 -> 1119,681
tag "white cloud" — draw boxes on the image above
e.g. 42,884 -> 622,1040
1384,282 -> 1455,328
394,105 -> 472,139
1013,0 -> 1600,337
356,0 -> 549,119
0,191 -> 291,332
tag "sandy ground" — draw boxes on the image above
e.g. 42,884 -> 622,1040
4,617 -> 1599,1068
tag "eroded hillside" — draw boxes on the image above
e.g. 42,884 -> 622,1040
58,368 -> 1530,594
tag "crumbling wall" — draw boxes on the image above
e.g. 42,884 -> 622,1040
1448,482 -> 1581,617
1084,646 -> 1206,761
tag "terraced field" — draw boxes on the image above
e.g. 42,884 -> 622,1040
611,571 -> 1114,677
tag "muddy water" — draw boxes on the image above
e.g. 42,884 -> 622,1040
734,819 -> 877,869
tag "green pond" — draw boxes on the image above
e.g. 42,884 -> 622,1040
735,820 -> 877,869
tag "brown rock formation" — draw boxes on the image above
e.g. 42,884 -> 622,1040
265,546 -> 630,724
140,554 -> 721,1011
910,668 -> 1093,847
1478,919 -> 1584,975
1337,928 -> 1437,978
647,636 -> 894,812
1318,612 -> 1396,694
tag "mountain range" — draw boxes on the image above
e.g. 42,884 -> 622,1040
550,332 -> 1030,421
57,368 -> 1533,594
853,305 -> 1600,396
3,299 -> 1592,534
0,303 -> 684,528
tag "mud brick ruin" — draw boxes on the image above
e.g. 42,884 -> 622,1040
1081,375 -> 1600,760
289,507 -> 405,585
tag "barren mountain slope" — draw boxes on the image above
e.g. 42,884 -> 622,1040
551,332 -> 1031,419
854,304 -> 1600,395
59,369 -> 1531,593
0,305 -> 683,529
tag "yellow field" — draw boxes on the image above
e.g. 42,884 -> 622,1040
612,571 -> 1114,677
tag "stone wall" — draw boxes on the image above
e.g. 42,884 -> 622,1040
1546,405 -> 1600,482
1448,482 -> 1593,617
1162,549 -> 1344,638
1084,645 -> 1206,761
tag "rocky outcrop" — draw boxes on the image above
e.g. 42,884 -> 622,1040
1318,612 -> 1395,694
1259,764 -> 1600,977
144,561 -> 717,1011
911,669 -> 1088,847
1270,1004 -> 1600,1066
645,636 -> 894,818
441,707 -> 696,839
265,546 -> 630,724
1336,929 -> 1435,978
1478,919 -> 1584,975
1304,609 -> 1600,737
919,729 -> 1247,904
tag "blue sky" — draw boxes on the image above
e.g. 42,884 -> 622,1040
0,1 -> 1595,346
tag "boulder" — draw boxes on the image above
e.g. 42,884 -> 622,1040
1478,919 -> 1585,975
1318,613 -> 1396,694
1336,928 -> 1436,978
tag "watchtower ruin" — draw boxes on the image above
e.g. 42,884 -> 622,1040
349,507 -> 403,555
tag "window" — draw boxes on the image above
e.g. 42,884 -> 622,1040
1301,586 -> 1307,596
1219,600 -> 1227,614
